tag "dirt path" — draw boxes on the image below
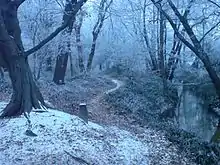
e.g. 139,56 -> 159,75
87,78 -> 124,124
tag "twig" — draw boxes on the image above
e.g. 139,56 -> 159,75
64,150 -> 90,165
208,0 -> 220,9
199,21 -> 220,43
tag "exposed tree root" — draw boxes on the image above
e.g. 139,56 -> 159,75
64,150 -> 90,165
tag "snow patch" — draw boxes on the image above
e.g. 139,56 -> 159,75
0,102 -> 149,165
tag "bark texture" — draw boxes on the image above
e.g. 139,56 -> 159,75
143,0 -> 157,71
75,10 -> 85,73
151,0 -> 220,143
0,0 -> 45,118
0,0 -> 88,117
53,0 -> 77,84
86,0 -> 113,72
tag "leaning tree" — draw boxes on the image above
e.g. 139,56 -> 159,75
151,0 -> 220,142
0,0 -> 87,118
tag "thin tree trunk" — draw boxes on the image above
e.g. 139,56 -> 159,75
69,53 -> 74,77
166,38 -> 182,80
158,13 -> 164,75
53,51 -> 69,84
86,0 -> 113,72
143,0 -> 157,70
45,56 -> 52,71
158,12 -> 167,94
151,0 -> 220,142
0,67 -> 4,80
75,11 -> 85,73
164,21 -> 167,62
168,42 -> 182,81
33,53 -> 37,79
87,37 -> 97,72
37,58 -> 43,80
75,30 -> 84,72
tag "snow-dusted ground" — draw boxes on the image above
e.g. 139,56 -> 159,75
0,102 -> 150,165
0,77 -> 196,165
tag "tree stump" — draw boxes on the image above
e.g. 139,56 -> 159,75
79,103 -> 88,124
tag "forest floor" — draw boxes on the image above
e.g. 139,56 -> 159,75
39,75 -> 195,164
0,74 -> 219,164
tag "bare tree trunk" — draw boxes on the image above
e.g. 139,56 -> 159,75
0,1 -> 46,118
0,0 -> 88,118
143,0 -> 157,71
151,5 -> 158,68
75,10 -> 85,73
69,53 -> 74,77
86,0 -> 113,72
166,33 -> 182,81
0,67 -> 4,80
87,37 -> 97,72
158,12 -> 165,76
158,12 -> 167,94
46,56 -> 52,71
53,51 -> 69,84
164,21 -> 167,62
53,0 -> 76,84
37,57 -> 43,80
168,42 -> 182,81
151,0 -> 220,142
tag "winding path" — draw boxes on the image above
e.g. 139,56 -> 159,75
105,79 -> 124,94
87,78 -> 124,123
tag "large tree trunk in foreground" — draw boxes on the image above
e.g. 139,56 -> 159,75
0,0 -> 45,117
1,58 -> 45,117
0,0 -> 87,118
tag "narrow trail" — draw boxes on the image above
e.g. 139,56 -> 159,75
87,78 -> 124,124
105,79 -> 124,94
86,78 -> 194,165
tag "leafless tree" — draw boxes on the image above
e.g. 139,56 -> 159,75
0,0 -> 87,118
151,0 -> 220,142
86,0 -> 113,72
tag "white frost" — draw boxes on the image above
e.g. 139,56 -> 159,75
0,102 -> 149,165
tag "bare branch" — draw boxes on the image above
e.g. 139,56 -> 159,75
191,13 -> 216,28
199,20 -> 220,42
24,0 -> 87,57
150,0 -> 198,54
208,0 -> 220,9
167,0 -> 202,50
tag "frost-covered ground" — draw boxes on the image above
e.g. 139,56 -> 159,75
0,101 -> 194,165
104,74 -> 220,165
0,102 -> 148,165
